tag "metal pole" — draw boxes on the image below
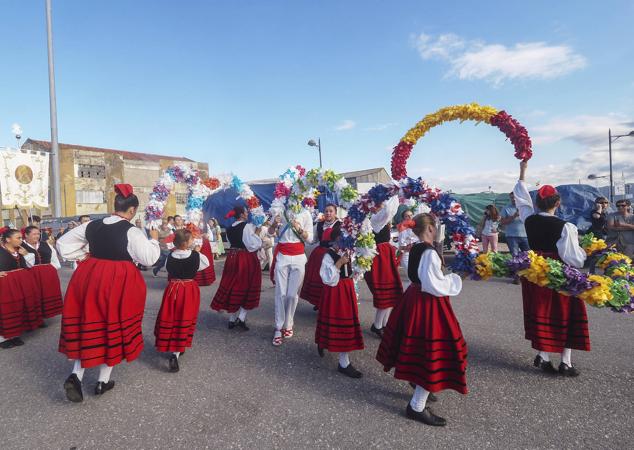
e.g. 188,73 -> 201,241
318,138 -> 322,168
46,0 -> 62,218
608,128 -> 614,203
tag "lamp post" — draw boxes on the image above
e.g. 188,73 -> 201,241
307,138 -> 322,168
11,123 -> 22,149
46,0 -> 62,218
608,129 -> 634,202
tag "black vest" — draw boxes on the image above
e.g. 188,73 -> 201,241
524,215 -> 566,253
328,249 -> 352,279
374,224 -> 391,244
21,242 -> 52,265
226,222 -> 247,249
85,219 -> 134,261
166,252 -> 200,280
407,242 -> 436,284
0,248 -> 27,271
317,220 -> 341,248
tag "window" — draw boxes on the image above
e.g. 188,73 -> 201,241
78,164 -> 105,179
175,193 -> 188,204
76,190 -> 105,204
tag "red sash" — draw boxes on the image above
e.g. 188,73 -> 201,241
270,242 -> 305,283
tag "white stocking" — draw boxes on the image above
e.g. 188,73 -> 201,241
228,312 -> 238,322
561,348 -> 572,366
72,360 -> 85,381
538,351 -> 550,362
382,307 -> 393,328
98,364 -> 113,383
238,307 -> 248,321
338,352 -> 350,368
410,385 -> 430,412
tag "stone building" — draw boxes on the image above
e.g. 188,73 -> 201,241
20,139 -> 209,222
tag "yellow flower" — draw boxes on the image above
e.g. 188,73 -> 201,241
578,275 -> 613,307
474,253 -> 493,280
585,239 -> 607,256
598,252 -> 632,269
517,251 -> 550,287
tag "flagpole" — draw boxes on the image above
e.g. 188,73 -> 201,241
46,0 -> 62,218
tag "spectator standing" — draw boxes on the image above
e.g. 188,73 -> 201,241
500,193 -> 530,255
478,205 -> 500,253
153,218 -> 174,277
29,215 -> 49,242
607,199 -> 634,257
589,197 -> 609,239
167,216 -> 176,231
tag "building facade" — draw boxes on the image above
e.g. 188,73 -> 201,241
19,139 -> 209,222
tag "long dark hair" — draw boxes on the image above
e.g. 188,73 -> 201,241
484,205 -> 500,221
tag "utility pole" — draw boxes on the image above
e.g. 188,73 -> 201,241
46,0 -> 62,217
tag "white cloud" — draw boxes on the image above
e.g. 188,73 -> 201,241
365,122 -> 397,131
334,119 -> 356,131
413,33 -> 587,85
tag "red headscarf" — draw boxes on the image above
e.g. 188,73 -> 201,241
537,185 -> 558,199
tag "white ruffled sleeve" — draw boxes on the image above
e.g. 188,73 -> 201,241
48,243 -> 61,269
23,253 -> 35,268
557,223 -> 587,268
56,222 -> 90,261
242,223 -> 263,253
370,195 -> 399,233
512,180 -> 535,223
300,210 -> 314,243
418,249 -> 462,297
198,252 -> 210,271
319,253 -> 340,287
126,227 -> 160,266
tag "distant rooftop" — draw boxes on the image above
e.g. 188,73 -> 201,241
23,139 -> 195,163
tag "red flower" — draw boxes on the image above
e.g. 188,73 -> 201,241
489,111 -> 533,161
274,182 -> 290,199
302,197 -> 316,208
246,197 -> 261,209
391,141 -> 414,180
203,178 -> 221,190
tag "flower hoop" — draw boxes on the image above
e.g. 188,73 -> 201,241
144,164 -> 265,230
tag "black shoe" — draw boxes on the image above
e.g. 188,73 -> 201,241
558,362 -> 580,377
168,355 -> 180,373
39,322 -> 48,328
10,337 -> 24,346
370,324 -> 383,338
313,305 -> 319,311
406,404 -> 447,426
94,380 -> 115,395
533,355 -> 557,374
338,363 -> 363,378
228,320 -> 236,329
0,340 -> 15,349
408,382 -> 438,402
317,346 -> 324,358
235,319 -> 249,331
64,374 -> 83,403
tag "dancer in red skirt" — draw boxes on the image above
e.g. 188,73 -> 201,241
194,236 -> 216,286
56,184 -> 160,402
155,229 -> 210,373
300,203 -> 341,310
377,213 -> 466,426
0,228 -> 42,349
513,160 -> 589,376
211,206 -> 262,330
21,225 -> 63,321
315,230 -> 364,378
365,195 -> 403,337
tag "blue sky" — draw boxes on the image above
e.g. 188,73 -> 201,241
1,0 -> 633,192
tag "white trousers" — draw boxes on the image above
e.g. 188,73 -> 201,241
274,253 -> 306,331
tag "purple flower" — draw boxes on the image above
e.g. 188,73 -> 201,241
562,266 -> 597,296
507,252 -> 531,273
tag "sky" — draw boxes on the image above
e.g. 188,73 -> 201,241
1,0 -> 633,193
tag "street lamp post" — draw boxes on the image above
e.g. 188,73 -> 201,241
608,129 -> 634,202
46,0 -> 62,218
307,138 -> 322,168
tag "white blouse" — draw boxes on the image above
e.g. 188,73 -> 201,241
232,221 -> 263,253
418,249 -> 462,297
370,195 -> 399,233
170,249 -> 210,271
56,215 -> 160,266
512,180 -> 586,268
319,253 -> 350,287
275,210 -> 314,244
4,250 -> 35,268
23,242 -> 61,269
398,228 -> 419,269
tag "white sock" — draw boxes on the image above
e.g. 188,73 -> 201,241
228,312 -> 238,322
561,348 -> 572,366
0,335 -> 6,343
382,307 -> 393,328
538,351 -> 550,362
373,309 -> 387,329
173,352 -> 181,359
274,329 -> 282,338
238,307 -> 247,322
410,385 -> 430,412
98,364 -> 113,383
72,360 -> 85,381
339,352 -> 350,368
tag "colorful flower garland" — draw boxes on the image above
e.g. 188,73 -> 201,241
390,103 -> 533,273
144,164 -> 265,230
391,103 -> 532,180
473,234 -> 634,313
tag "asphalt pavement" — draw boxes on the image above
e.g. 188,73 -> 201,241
1,260 -> 632,450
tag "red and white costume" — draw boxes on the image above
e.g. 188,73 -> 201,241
300,219 -> 341,308
56,215 -> 160,369
21,241 -> 63,318
155,249 -> 209,353
194,237 -> 216,286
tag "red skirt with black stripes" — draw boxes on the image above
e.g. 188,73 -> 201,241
58,257 -> 146,369
300,246 -> 329,307
0,269 -> 43,338
194,238 -> 216,286
211,249 -> 261,313
364,242 -> 403,309
30,264 -> 63,318
521,279 -> 591,352
315,278 -> 364,352
376,283 -> 468,394
154,279 -> 201,353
